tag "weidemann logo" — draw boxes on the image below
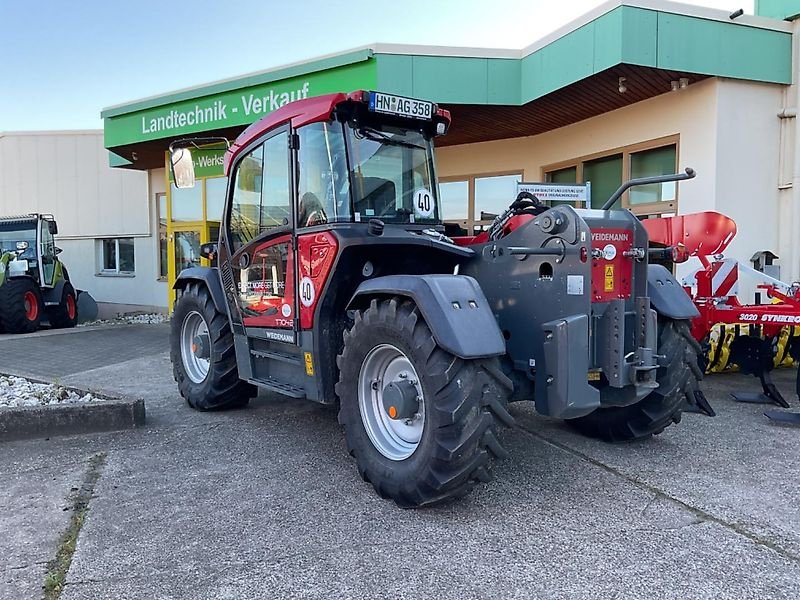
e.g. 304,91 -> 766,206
142,81 -> 311,135
592,232 -> 630,242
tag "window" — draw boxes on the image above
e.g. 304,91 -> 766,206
629,145 -> 678,209
98,238 -> 135,275
543,138 -> 678,216
546,166 -> 577,184
347,126 -> 438,224
156,193 -> 167,279
229,132 -> 291,252
583,154 -> 623,209
170,183 -> 202,221
297,121 -> 350,227
205,177 -> 227,221
475,174 -> 521,221
439,180 -> 468,221
439,172 -> 522,235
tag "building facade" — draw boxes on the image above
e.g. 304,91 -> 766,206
0,131 -> 166,315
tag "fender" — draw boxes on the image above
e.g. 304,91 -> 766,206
41,279 -> 67,306
647,264 -> 700,320
174,267 -> 227,314
347,274 -> 506,359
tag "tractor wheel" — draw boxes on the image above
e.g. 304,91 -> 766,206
567,318 -> 701,442
336,297 -> 514,507
0,278 -> 42,334
47,282 -> 78,329
170,283 -> 255,411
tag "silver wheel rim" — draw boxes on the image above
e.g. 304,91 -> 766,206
358,344 -> 425,461
181,311 -> 210,384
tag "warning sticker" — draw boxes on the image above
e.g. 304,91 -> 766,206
604,265 -> 614,292
304,352 -> 314,376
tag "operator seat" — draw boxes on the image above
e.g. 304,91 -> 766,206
355,177 -> 396,218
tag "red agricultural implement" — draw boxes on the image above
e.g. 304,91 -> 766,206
644,211 -> 800,423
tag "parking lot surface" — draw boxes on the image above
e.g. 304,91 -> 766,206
1,324 -> 799,599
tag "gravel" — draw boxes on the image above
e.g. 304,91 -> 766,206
0,375 -> 101,408
78,313 -> 168,327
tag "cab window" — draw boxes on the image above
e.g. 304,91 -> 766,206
296,122 -> 350,227
229,131 -> 291,252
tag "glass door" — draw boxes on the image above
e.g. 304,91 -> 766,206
167,223 -> 219,307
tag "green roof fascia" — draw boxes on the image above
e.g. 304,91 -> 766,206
107,151 -> 133,168
101,48 -> 374,119
373,5 -> 792,107
103,60 -> 377,148
755,0 -> 800,20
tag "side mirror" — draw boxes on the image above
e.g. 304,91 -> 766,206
48,220 -> 58,235
200,242 -> 217,261
55,246 -> 63,255
170,147 -> 196,189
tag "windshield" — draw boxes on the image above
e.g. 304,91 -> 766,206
346,125 -> 439,224
0,222 -> 36,257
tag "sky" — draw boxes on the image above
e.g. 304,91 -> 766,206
0,0 -> 756,131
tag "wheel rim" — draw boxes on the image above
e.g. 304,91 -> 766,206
358,344 -> 425,461
66,294 -> 77,320
181,311 -> 210,384
23,291 -> 38,321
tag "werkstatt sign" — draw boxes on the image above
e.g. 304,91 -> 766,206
105,61 -> 376,148
166,147 -> 226,181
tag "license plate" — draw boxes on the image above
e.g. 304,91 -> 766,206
368,92 -> 433,120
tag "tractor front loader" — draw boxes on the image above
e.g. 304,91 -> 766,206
0,214 -> 77,334
168,90 -> 704,506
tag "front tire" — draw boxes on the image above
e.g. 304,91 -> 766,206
336,298 -> 514,507
47,282 -> 78,329
0,278 -> 42,334
567,318 -> 702,442
170,283 -> 255,410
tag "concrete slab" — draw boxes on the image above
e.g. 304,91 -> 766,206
0,323 -> 798,599
59,402 -> 800,599
511,367 -> 800,560
0,461 -> 85,600
0,323 -> 169,379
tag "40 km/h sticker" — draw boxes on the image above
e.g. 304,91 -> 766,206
299,277 -> 316,307
413,188 -> 434,218
604,265 -> 615,292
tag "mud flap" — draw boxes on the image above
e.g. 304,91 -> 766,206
537,314 -> 600,419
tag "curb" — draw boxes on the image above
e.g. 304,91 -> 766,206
0,374 -> 146,442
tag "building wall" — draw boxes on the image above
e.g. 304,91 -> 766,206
436,78 -> 720,213
713,79 -> 783,272
0,131 -> 167,312
436,77 -> 790,282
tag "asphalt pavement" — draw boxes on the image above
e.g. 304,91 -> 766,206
1,324 -> 799,599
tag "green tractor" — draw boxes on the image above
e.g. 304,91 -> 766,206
0,214 -> 77,333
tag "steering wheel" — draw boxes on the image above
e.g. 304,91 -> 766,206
299,192 -> 327,227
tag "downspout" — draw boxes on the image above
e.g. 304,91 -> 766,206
780,19 -> 800,282
791,21 -> 800,282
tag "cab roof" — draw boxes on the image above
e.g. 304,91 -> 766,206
224,93 -> 347,174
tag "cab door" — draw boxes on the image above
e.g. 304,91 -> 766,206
39,219 -> 57,287
224,129 -> 296,340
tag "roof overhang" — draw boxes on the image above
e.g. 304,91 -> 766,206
103,0 -> 793,170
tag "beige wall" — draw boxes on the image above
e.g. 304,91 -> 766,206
0,131 -> 149,237
0,131 -> 167,309
436,77 -> 792,283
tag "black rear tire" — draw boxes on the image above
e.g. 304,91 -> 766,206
47,282 -> 78,329
336,297 -> 514,507
0,278 -> 42,334
170,283 -> 255,410
567,318 -> 701,442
